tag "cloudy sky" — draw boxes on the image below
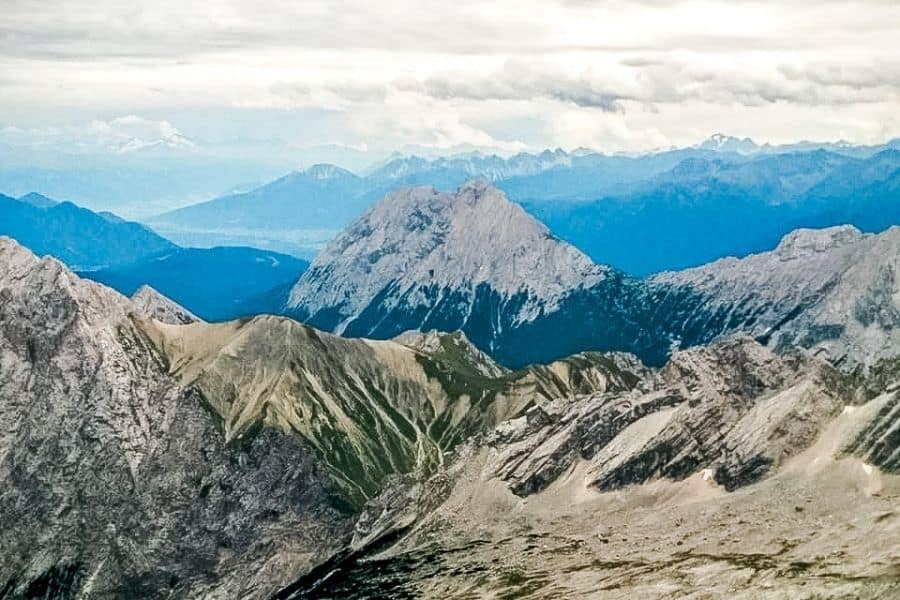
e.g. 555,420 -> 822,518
2,0 -> 899,164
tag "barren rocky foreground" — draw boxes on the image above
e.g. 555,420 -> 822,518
298,406 -> 899,598
1,225 -> 899,599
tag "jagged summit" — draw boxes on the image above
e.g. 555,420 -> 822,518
697,133 -> 759,154
286,180 -> 606,336
131,284 -> 201,325
0,235 -> 132,325
0,234 -> 36,262
368,150 -> 573,182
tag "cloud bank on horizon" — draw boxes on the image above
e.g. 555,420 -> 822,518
1,0 -> 899,164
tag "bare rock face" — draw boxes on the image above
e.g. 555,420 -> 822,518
0,238 -> 353,598
844,391 -> 900,471
653,225 -> 900,373
3,232 -> 900,599
285,181 -> 609,362
282,181 -> 900,375
277,337 -> 900,599
482,337 -> 846,496
131,284 -> 202,325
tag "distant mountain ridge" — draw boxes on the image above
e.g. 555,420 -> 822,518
0,192 -> 309,320
146,137 -> 900,272
0,192 -> 176,270
526,148 -> 900,273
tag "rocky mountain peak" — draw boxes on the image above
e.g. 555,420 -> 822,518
0,236 -> 132,327
17,192 -> 58,208
131,285 -> 201,325
774,225 -> 866,258
698,133 -> 760,154
456,177 -> 496,205
286,181 -> 606,334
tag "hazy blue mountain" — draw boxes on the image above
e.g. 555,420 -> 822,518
0,193 -> 176,270
695,132 -> 900,158
146,164 -> 372,256
151,164 -> 368,230
0,191 -> 309,319
497,148 -> 749,203
0,163 -> 292,219
697,133 -> 760,154
82,246 -> 308,321
366,149 -> 573,188
524,150 -> 900,274
145,148 -> 749,257
790,149 -> 900,232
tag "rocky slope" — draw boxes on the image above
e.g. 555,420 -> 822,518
2,234 -> 899,599
284,337 -> 900,599
0,237 -> 640,597
654,225 -> 900,372
285,180 -> 611,363
131,285 -> 201,324
0,238 -> 353,598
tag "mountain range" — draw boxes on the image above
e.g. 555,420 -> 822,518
285,181 -> 900,372
6,179 -> 900,375
528,148 -> 900,273
1,229 -> 898,597
0,192 -> 176,270
145,138 -> 900,273
3,135 -> 900,597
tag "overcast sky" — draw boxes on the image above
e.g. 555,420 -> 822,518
2,0 -> 899,161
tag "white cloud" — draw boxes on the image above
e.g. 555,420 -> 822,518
0,0 -> 898,155
0,116 -> 194,154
